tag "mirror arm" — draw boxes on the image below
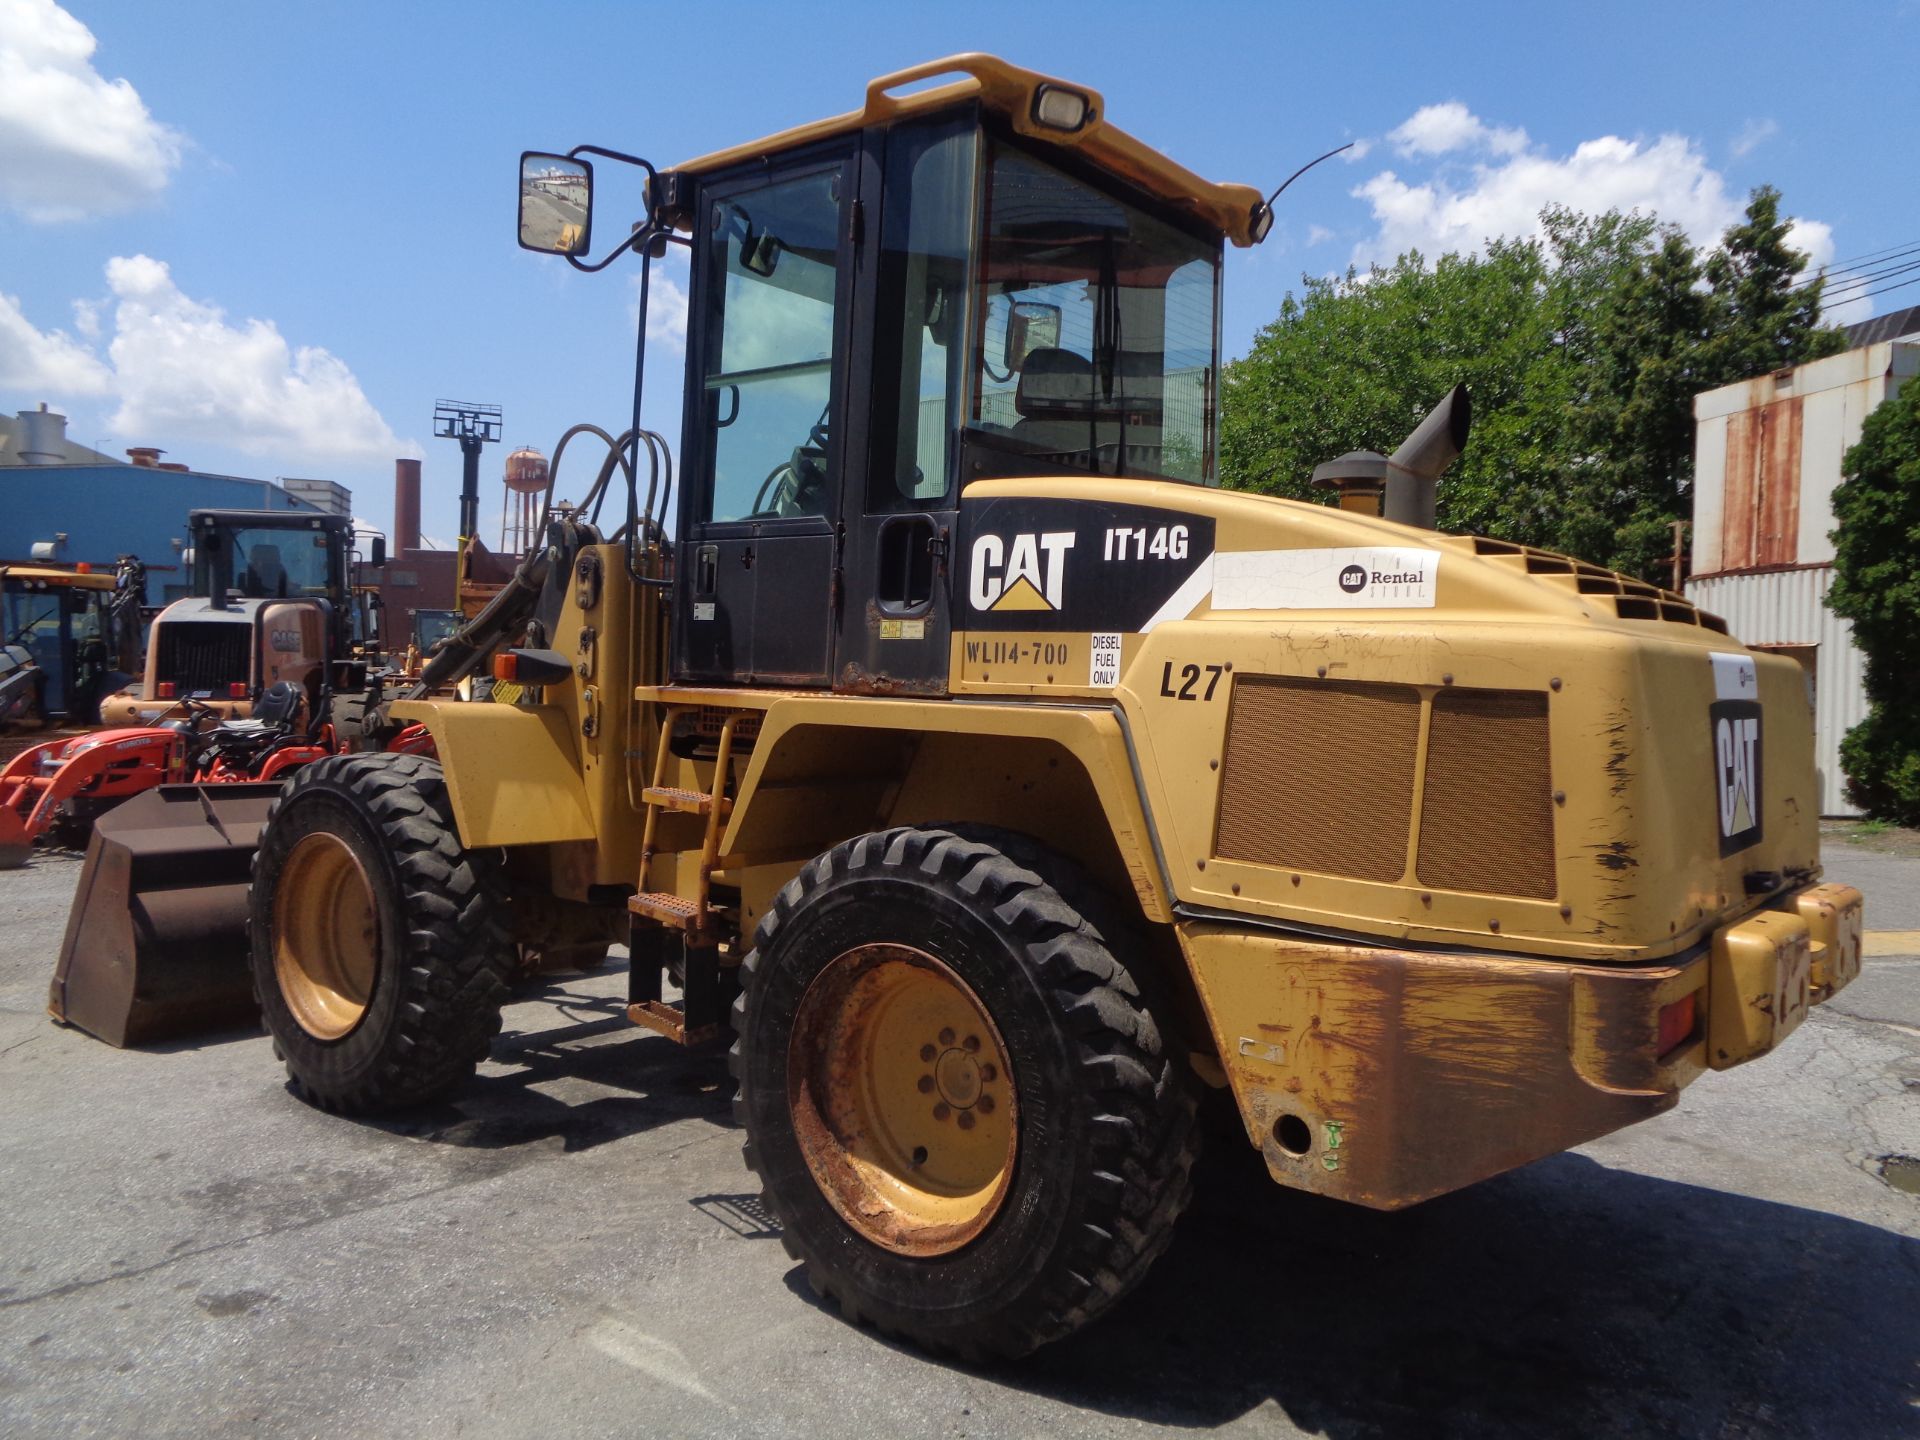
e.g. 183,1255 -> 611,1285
565,222 -> 685,274
554,147 -> 672,272
568,144 -> 656,179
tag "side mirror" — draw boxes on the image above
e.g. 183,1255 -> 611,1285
1004,301 -> 1062,372
519,153 -> 593,256
370,535 -> 387,567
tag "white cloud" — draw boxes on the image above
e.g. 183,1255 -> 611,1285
1306,224 -> 1336,247
0,0 -> 183,221
101,255 -> 413,463
1352,125 -> 1745,268
3,256 -> 416,463
1730,118 -> 1779,159
1389,102 -> 1527,159
632,250 -> 690,351
1347,112 -> 1860,322
646,273 -> 690,351
0,288 -> 113,393
71,296 -> 103,339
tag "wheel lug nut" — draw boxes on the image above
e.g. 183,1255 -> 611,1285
938,1027 -> 955,1046
977,1094 -> 995,1115
919,1043 -> 936,1063
963,1034 -> 980,1052
980,1063 -> 997,1082
916,1075 -> 933,1093
933,1103 -> 951,1122
957,1111 -> 976,1131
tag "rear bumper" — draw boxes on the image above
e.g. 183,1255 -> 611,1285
1177,881 -> 1863,1210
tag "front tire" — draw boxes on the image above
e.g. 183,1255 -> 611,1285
249,753 -> 512,1113
732,826 -> 1200,1359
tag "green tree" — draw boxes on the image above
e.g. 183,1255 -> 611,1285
1221,186 -> 1850,581
1827,376 -> 1920,823
1702,186 -> 1848,383
1218,238 -> 1575,545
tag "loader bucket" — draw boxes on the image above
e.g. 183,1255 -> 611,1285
49,782 -> 281,1047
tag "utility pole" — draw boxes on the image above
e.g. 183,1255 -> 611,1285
1669,519 -> 1689,593
431,400 -> 503,546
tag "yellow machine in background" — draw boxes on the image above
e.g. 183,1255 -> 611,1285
70,56 -> 1860,1360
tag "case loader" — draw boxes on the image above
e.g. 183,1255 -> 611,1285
57,56 -> 1863,1359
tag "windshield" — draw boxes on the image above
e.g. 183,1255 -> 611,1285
4,585 -> 60,651
414,610 -> 461,651
967,142 -> 1219,484
195,523 -> 341,599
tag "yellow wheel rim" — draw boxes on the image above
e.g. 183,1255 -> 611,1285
789,944 -> 1018,1257
274,831 -> 379,1042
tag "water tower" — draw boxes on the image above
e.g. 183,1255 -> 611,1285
501,446 -> 549,555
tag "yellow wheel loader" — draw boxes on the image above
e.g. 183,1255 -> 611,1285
70,55 -> 1864,1359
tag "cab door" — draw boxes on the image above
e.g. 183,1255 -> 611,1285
831,116 -> 977,695
676,146 -> 858,687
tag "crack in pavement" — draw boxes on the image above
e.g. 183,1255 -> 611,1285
0,1120 -> 736,1313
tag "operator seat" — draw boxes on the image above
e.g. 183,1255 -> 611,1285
1011,348 -> 1103,463
241,545 -> 288,598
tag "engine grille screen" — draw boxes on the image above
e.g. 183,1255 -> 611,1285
1418,688 -> 1557,898
1214,676 -> 1420,883
156,622 -> 250,694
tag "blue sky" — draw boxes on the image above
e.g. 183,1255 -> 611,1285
2,0 -> 1915,542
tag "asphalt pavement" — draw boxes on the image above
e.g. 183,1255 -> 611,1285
1,842 -> 1915,1439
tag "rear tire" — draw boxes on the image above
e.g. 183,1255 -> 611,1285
731,825 -> 1200,1359
249,753 -> 512,1113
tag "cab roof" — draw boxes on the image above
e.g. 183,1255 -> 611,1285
0,565 -> 117,590
672,54 -> 1266,248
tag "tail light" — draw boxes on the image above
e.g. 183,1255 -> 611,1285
1657,993 -> 1698,1058
156,681 -> 176,699
229,682 -> 249,699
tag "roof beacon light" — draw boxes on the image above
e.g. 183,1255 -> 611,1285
1031,84 -> 1091,133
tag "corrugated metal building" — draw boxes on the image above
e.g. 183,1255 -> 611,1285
0,406 -> 330,605
1688,329 -> 1919,815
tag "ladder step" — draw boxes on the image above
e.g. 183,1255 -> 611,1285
628,890 -> 703,924
626,999 -> 721,1047
642,785 -> 731,817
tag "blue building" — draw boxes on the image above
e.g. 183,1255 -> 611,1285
2,406 -> 322,605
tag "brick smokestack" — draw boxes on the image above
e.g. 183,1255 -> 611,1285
394,458 -> 422,555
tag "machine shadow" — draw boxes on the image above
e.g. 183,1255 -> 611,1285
817,1146 -> 1919,1436
348,985 -> 735,1155
1034,1149 -> 1920,1435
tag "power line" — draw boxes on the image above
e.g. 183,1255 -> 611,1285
1819,237 -> 1920,273
1817,258 -> 1920,301
1790,244 -> 1920,292
1815,248 -> 1920,288
1853,270 -> 1920,305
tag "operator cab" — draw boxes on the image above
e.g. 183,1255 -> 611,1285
190,510 -> 350,607
521,57 -> 1262,694
0,566 -> 139,723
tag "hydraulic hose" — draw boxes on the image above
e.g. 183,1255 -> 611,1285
402,542 -> 552,700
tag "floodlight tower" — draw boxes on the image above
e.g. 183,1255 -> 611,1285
432,399 -> 503,545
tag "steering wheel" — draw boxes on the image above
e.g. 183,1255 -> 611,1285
748,406 -> 831,518
750,461 -> 798,517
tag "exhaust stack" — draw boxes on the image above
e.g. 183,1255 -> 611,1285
1382,384 -> 1471,530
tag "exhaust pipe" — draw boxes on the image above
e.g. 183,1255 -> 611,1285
1382,384 -> 1472,530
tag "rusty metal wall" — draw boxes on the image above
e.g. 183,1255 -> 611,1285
1687,565 -> 1865,817
1691,341 -> 1917,577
